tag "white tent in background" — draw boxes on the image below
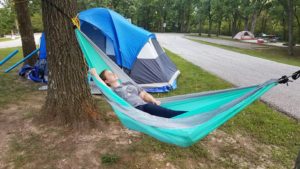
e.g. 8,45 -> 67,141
233,31 -> 255,40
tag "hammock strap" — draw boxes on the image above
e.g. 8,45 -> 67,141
278,70 -> 300,86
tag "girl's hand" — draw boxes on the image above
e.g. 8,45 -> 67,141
154,100 -> 161,106
89,68 -> 97,76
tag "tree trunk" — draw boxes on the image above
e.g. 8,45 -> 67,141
14,0 -> 37,66
294,12 -> 300,43
228,21 -> 231,36
198,18 -> 202,36
244,16 -> 249,31
287,0 -> 294,56
180,5 -> 186,32
295,150 -> 300,169
260,16 -> 267,33
217,20 -> 221,37
282,15 -> 287,41
231,16 -> 238,38
250,13 -> 258,34
41,0 -> 98,128
208,17 -> 212,37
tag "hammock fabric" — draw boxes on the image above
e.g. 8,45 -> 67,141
76,29 -> 280,147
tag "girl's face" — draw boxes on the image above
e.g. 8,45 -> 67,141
104,70 -> 119,84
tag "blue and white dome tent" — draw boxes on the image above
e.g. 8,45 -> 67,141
79,8 -> 180,93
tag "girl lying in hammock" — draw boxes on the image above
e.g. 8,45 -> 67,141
90,68 -> 186,118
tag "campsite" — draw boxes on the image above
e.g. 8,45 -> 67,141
0,0 -> 300,169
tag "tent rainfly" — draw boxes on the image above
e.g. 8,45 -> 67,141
79,8 -> 180,93
233,31 -> 255,40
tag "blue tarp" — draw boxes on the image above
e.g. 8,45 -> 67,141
39,33 -> 47,59
79,8 -> 155,69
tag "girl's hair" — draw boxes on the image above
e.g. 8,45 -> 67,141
99,70 -> 110,86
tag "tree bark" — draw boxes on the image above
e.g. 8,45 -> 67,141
208,17 -> 212,37
260,16 -> 267,33
250,13 -> 258,34
294,12 -> 300,43
231,14 -> 238,38
14,0 -> 37,66
207,0 -> 212,37
41,0 -> 98,128
244,16 -> 249,31
198,18 -> 202,36
287,0 -> 294,55
250,0 -> 267,34
295,150 -> 300,169
282,15 -> 287,41
217,20 -> 222,37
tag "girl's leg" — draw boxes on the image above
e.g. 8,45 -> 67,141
142,103 -> 186,118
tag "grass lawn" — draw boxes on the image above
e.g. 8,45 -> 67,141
188,37 -> 300,67
0,47 -> 299,168
0,47 -> 40,107
189,33 -> 236,41
0,37 -> 13,42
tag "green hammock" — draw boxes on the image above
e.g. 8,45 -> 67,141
76,29 -> 280,147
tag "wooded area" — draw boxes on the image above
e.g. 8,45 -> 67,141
1,0 -> 300,43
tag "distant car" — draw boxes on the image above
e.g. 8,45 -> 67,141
257,33 -> 279,43
269,36 -> 280,43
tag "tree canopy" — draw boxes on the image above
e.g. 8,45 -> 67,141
0,0 -> 299,52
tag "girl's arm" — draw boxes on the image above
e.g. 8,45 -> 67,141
139,91 -> 161,105
89,68 -> 106,85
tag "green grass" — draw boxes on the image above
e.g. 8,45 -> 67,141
0,37 -> 13,42
153,49 -> 232,98
8,132 -> 63,169
104,49 -> 299,168
101,154 -> 120,165
188,38 -> 300,67
162,49 -> 299,167
0,47 -> 39,106
188,33 -> 236,41
1,47 -> 299,168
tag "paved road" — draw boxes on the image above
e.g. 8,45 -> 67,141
187,36 -> 267,49
156,33 -> 300,120
0,33 -> 42,49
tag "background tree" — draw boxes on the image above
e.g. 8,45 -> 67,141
41,0 -> 98,127
211,0 -> 225,36
0,3 -> 15,37
295,150 -> 300,169
224,0 -> 241,37
29,0 -> 43,32
14,0 -> 37,65
249,0 -> 269,34
1,0 -> 300,56
203,0 -> 213,37
278,0 -> 294,55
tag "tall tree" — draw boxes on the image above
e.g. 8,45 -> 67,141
212,0 -> 225,36
204,0 -> 213,37
224,0 -> 240,37
14,0 -> 37,65
249,0 -> 269,34
195,0 -> 206,36
0,7 -> 15,36
287,0 -> 294,55
295,150 -> 300,169
41,0 -> 98,127
278,0 -> 294,55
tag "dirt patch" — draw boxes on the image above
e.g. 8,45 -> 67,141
0,92 -> 292,169
0,92 -> 143,168
203,130 -> 286,169
0,91 -> 45,168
